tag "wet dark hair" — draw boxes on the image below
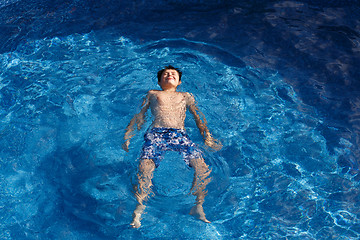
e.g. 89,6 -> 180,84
157,65 -> 182,82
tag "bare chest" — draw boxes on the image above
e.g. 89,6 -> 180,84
151,93 -> 187,111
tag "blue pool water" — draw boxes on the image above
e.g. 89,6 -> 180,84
1,0 -> 360,239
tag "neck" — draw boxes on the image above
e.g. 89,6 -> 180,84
161,87 -> 177,92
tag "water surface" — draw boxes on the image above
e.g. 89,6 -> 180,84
1,0 -> 360,239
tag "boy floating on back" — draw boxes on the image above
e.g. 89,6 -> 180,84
122,65 -> 222,228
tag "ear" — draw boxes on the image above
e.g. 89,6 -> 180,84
178,80 -> 182,86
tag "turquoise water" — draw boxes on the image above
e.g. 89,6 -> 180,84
1,0 -> 360,239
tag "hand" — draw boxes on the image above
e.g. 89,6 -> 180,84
204,136 -> 222,151
122,140 -> 130,152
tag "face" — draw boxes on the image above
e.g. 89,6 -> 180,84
159,69 -> 181,89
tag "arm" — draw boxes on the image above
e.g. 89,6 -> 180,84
186,93 -> 222,151
122,92 -> 151,152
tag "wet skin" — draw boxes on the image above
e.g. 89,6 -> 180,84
123,69 -> 222,228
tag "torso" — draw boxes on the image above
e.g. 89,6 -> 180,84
148,90 -> 189,129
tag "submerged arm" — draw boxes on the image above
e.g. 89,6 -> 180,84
187,93 -> 222,151
122,93 -> 150,152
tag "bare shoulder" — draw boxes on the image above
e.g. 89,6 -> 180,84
180,91 -> 192,97
147,90 -> 160,97
181,92 -> 196,105
148,90 -> 159,94
142,90 -> 159,105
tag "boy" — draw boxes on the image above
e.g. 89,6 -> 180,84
122,65 -> 222,228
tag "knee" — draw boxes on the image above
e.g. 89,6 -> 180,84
139,159 -> 155,172
190,158 -> 211,175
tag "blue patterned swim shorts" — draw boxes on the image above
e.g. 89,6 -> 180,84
140,128 -> 202,167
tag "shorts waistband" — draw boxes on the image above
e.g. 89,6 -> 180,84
148,127 -> 186,134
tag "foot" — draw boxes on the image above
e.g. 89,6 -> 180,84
130,204 -> 145,228
130,217 -> 141,228
189,205 -> 211,223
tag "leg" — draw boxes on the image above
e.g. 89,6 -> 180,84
189,158 -> 212,223
130,158 -> 156,228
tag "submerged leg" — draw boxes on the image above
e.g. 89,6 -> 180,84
130,158 -> 156,228
189,158 -> 212,223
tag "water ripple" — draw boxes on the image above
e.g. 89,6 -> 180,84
0,27 -> 358,239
